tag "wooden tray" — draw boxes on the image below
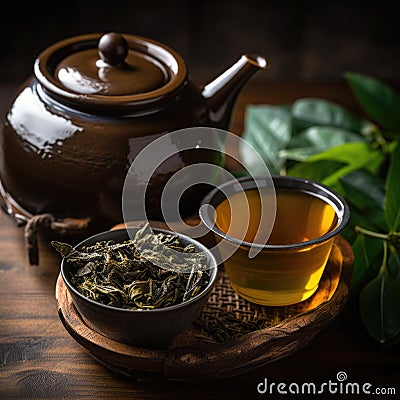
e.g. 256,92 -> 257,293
55,221 -> 353,382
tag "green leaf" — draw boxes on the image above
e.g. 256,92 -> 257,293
345,71 -> 400,131
287,160 -> 346,190
293,142 -> 381,165
359,267 -> 400,342
288,142 -> 385,192
351,235 -> 383,292
291,97 -> 372,134
240,105 -> 292,174
283,126 -> 364,162
385,143 -> 400,231
340,170 -> 387,232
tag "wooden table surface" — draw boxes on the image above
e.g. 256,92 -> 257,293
1,81 -> 399,399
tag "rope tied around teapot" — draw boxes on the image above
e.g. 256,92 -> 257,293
24,214 -> 91,266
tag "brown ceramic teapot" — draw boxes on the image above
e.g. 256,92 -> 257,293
0,32 -> 268,263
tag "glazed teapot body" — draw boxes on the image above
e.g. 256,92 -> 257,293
0,32 -> 268,234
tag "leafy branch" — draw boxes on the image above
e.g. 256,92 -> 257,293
239,72 -> 400,345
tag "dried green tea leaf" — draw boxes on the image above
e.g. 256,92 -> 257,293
52,223 -> 211,310
133,223 -> 209,273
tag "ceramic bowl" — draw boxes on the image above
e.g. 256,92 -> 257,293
199,175 -> 350,306
60,227 -> 218,348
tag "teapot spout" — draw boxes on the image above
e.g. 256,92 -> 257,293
202,54 -> 268,129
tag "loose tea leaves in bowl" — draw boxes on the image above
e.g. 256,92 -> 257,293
52,223 -> 211,310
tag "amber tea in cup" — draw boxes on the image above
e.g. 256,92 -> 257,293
200,176 -> 350,306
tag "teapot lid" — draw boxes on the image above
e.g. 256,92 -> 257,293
34,32 -> 187,112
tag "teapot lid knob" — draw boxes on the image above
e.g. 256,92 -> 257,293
98,32 -> 128,66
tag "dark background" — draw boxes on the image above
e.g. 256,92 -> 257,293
1,0 -> 399,87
